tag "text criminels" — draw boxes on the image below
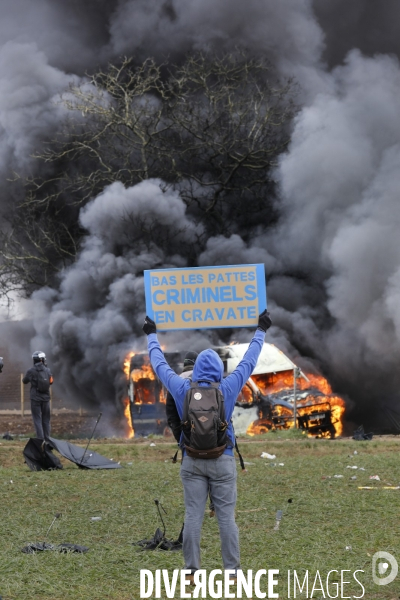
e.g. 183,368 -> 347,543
152,284 -> 257,306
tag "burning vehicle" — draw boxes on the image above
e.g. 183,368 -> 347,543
215,344 -> 345,438
124,351 -> 182,438
124,344 -> 345,439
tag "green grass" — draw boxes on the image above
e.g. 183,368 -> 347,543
1,436 -> 400,599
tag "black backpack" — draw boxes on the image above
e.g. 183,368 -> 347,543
181,382 -> 228,459
36,367 -> 50,394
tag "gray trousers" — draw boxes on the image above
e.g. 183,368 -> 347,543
31,400 -> 51,441
180,454 -> 239,572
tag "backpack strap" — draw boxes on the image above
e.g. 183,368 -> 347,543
234,438 -> 246,471
230,419 -> 246,471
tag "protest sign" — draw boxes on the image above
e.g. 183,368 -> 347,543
144,264 -> 266,331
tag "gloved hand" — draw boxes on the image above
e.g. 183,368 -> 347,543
257,309 -> 272,332
143,316 -> 157,335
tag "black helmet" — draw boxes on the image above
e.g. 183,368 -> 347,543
183,351 -> 198,367
32,351 -> 46,364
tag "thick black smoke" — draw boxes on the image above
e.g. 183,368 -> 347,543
272,49 -> 400,425
2,1 -> 400,431
313,0 -> 400,67
28,180 -> 213,426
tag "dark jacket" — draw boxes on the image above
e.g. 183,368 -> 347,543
166,366 -> 193,442
22,363 -> 53,401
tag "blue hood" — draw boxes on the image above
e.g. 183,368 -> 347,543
192,349 -> 224,383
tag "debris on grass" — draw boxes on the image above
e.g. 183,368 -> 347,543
23,439 -> 64,472
21,542 -> 53,553
133,499 -> 183,551
359,486 -> 400,490
21,542 -> 89,554
48,437 -> 121,470
273,510 -> 283,531
369,475 -> 380,481
261,452 -> 276,459
58,543 -> 89,553
133,526 -> 183,551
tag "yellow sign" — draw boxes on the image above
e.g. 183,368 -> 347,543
144,264 -> 266,331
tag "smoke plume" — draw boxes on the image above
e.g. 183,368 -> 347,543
2,1 -> 400,430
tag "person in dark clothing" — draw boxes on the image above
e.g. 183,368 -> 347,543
22,351 -> 53,441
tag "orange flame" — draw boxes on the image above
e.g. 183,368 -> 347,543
123,398 -> 134,439
246,371 -> 345,438
131,362 -> 156,383
122,351 -> 139,438
124,351 -> 136,378
132,379 -> 158,404
247,419 -> 275,436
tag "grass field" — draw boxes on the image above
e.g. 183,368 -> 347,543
0,432 -> 399,599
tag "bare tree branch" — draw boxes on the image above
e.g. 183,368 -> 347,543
0,50 -> 297,298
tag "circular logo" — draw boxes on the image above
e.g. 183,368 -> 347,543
373,551 -> 398,585
194,392 -> 202,400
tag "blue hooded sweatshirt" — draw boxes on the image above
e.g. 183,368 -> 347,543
147,328 -> 266,456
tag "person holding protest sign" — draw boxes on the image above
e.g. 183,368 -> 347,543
143,309 -> 272,581
166,351 -> 215,517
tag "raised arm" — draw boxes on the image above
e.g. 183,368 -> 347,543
143,317 -> 189,407
221,310 -> 272,412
